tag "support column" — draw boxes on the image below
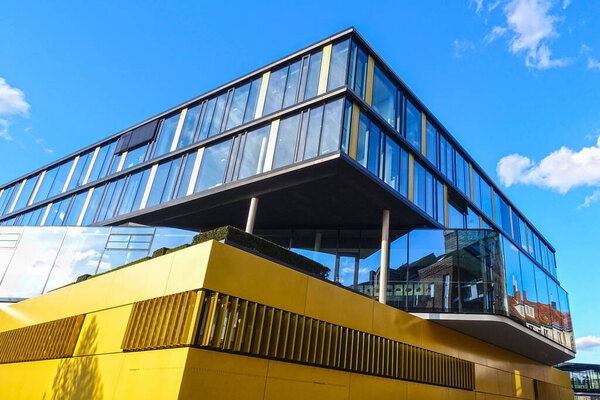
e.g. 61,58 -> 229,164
245,197 -> 259,234
379,209 -> 390,304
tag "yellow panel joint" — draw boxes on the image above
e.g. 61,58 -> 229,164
317,44 -> 332,95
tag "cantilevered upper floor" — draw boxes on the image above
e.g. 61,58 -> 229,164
0,28 -> 574,362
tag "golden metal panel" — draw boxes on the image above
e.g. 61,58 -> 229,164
317,44 -> 332,95
254,71 -> 270,119
349,103 -> 360,159
250,304 -> 266,355
365,55 -> 374,106
421,113 -> 427,157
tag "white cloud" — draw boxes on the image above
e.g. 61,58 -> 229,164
486,26 -> 508,43
588,56 -> 600,70
453,39 -> 475,57
0,78 -> 29,116
497,136 -> 600,193
0,118 -> 11,140
578,190 -> 600,209
502,0 -> 569,69
471,0 -> 484,13
562,0 -> 571,9
576,336 -> 600,351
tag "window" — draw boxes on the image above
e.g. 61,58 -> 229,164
45,197 -> 71,226
425,120 -> 438,167
81,185 -> 105,226
178,104 -> 202,149
67,150 -> 94,191
95,178 -> 126,222
319,98 -> 344,155
413,161 -> 426,211
495,194 -> 512,236
367,124 -> 381,176
348,41 -> 368,99
466,207 -> 480,229
147,159 -> 181,208
87,142 -> 117,183
237,126 -> 270,180
327,40 -> 350,91
447,203 -> 465,229
455,152 -> 469,196
197,98 -> 216,141
405,99 -> 421,151
36,160 -> 75,202
518,218 -> 528,251
208,92 -> 229,137
174,153 -> 198,199
152,113 -> 180,158
117,170 -> 150,216
244,78 -> 262,124
479,178 -> 493,219
356,112 -> 370,168
272,114 -> 301,169
12,176 -> 39,212
64,191 -> 88,225
372,66 -> 396,127
0,185 -> 16,215
303,106 -> 323,161
303,51 -> 322,101
122,144 -> 148,170
263,66 -> 288,116
341,100 -> 353,154
282,60 -> 301,109
383,136 -> 400,191
195,139 -> 232,192
226,83 -> 251,131
436,181 -> 445,226
399,148 -> 409,198
472,169 -> 481,207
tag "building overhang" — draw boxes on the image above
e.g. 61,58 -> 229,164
102,153 -> 439,232
412,312 -> 576,366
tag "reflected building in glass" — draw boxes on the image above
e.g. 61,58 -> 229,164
0,28 -> 574,367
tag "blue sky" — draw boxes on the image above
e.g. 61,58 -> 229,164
1,1 -> 599,362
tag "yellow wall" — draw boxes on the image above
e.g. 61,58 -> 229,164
0,240 -> 574,400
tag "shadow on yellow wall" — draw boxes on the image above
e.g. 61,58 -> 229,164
44,317 -> 104,400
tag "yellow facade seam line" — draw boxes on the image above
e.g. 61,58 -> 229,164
421,113 -> 427,157
62,155 -> 79,193
444,184 -> 449,228
317,44 -> 332,95
254,71 -> 270,119
263,119 -> 280,172
40,203 -> 52,226
170,108 -> 187,152
116,151 -> 127,173
469,163 -> 474,201
76,188 -> 94,226
408,154 -> 414,202
82,146 -> 100,185
28,170 -> 45,206
365,56 -> 374,106
349,103 -> 360,159
187,148 -> 204,196
8,179 -> 26,214
139,164 -> 158,210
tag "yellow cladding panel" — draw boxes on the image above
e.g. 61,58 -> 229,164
201,241 -> 309,315
317,44 -> 332,95
74,306 -> 133,356
264,358 -> 349,400
348,103 -> 360,159
349,373 -> 407,400
164,241 -> 212,295
365,55 -> 374,105
254,71 -> 270,119
179,348 -> 268,400
304,278 -> 373,333
406,380 -> 449,399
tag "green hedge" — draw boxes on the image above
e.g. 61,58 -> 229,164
192,226 -> 330,278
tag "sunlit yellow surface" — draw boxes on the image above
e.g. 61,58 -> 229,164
0,240 -> 574,399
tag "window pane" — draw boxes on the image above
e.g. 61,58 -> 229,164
81,185 -> 105,226
208,93 -> 228,137
272,114 -> 300,170
122,144 -> 147,170
87,142 -> 117,183
405,99 -> 421,151
372,66 -> 396,126
534,266 -> 552,336
303,106 -> 323,160
384,136 -> 400,191
303,52 -> 322,100
12,176 -> 39,212
67,151 -> 93,191
437,181 -> 445,225
225,83 -> 250,131
367,124 -> 380,176
480,179 -> 493,218
425,172 -> 434,217
425,120 -> 438,166
350,43 -> 368,98
195,140 -> 231,192
64,191 -> 88,225
95,178 -> 125,222
178,104 -> 201,149
319,98 -> 343,155
413,161 -> 426,211
175,153 -> 197,199
153,114 -> 179,158
117,170 -> 148,216
263,66 -> 288,116
46,198 -> 71,226
238,126 -> 270,180
0,185 -> 16,215
243,77 -> 262,124
147,159 -> 180,207
47,160 -> 74,199
197,98 -> 216,141
341,100 -> 353,154
327,40 -> 349,91
399,148 -> 409,198
283,60 -> 301,108
466,207 -> 480,229
356,112 -> 369,167
447,203 -> 465,228
472,169 -> 481,208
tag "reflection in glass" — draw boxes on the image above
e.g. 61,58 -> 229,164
175,153 -> 197,199
263,66 -> 288,116
348,41 -> 368,99
226,83 -> 251,131
303,106 -> 323,160
372,66 -> 396,127
405,99 -> 421,151
272,114 -> 300,170
327,40 -> 349,91
244,78 -> 262,124
425,120 -> 437,167
282,60 -> 301,109
208,93 -> 228,137
122,144 -> 147,170
147,159 -> 181,207
12,176 -> 39,212
238,126 -> 270,180
178,104 -> 201,149
0,227 -> 65,298
153,113 -> 180,158
81,185 -> 105,226
87,142 -> 117,183
319,99 -> 343,156
64,191 -> 88,225
67,151 -> 94,191
303,52 -> 322,101
195,140 -> 231,192
43,227 -> 108,293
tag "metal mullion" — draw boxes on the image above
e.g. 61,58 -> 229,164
191,101 -> 208,143
315,102 -> 327,155
219,89 -> 235,134
225,135 -> 242,183
242,302 -> 257,353
232,300 -> 248,352
278,311 -> 290,359
222,297 -> 239,350
297,55 -> 310,102
232,132 -> 247,181
295,110 -> 309,163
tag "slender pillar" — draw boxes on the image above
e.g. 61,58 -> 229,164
245,197 -> 259,234
379,209 -> 390,304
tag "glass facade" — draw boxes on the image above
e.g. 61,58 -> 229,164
0,226 -> 196,300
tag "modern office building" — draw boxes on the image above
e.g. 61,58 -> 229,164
0,28 -> 575,399
558,363 -> 600,400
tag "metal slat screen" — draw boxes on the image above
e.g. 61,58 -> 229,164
0,315 -> 84,364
